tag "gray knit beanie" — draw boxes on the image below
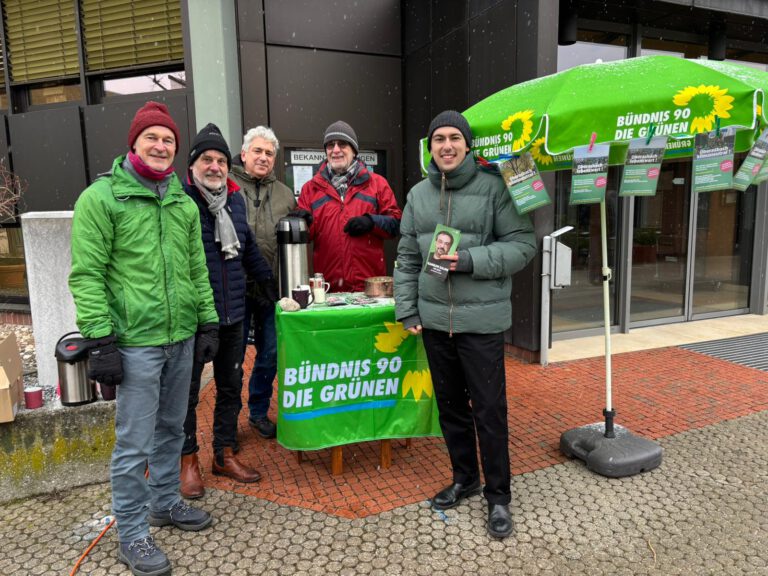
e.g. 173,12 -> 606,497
323,121 -> 359,153
427,110 -> 472,150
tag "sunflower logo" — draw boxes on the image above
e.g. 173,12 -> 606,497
530,137 -> 553,166
501,109 -> 535,150
672,85 -> 734,133
402,369 -> 433,400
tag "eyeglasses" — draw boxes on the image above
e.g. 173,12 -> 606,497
325,140 -> 350,151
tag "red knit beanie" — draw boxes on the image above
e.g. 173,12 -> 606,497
127,101 -> 180,149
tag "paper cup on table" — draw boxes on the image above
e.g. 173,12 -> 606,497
24,386 -> 43,410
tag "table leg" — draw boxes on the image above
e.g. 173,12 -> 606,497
296,451 -> 303,465
331,446 -> 343,475
380,439 -> 392,469
405,438 -> 412,449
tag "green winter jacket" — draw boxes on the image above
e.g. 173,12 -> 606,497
230,165 -> 296,275
394,155 -> 537,334
69,156 -> 218,346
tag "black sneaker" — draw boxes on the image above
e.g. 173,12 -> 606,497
118,535 -> 170,576
148,500 -> 212,531
249,416 -> 277,439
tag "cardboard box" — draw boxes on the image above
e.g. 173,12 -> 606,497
0,332 -> 24,423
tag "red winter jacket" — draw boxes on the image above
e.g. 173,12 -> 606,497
298,160 -> 402,292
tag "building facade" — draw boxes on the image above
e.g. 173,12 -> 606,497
1,0 -> 767,356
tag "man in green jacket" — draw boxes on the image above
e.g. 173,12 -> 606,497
230,126 -> 298,439
394,110 -> 537,539
69,101 -> 219,576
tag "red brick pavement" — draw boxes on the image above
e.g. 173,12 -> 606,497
196,346 -> 768,518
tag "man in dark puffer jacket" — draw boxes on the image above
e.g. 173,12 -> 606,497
180,123 -> 276,499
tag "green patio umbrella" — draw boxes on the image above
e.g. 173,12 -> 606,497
435,55 -> 768,477
421,55 -> 768,172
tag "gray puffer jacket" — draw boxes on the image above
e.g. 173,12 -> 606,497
394,155 -> 536,334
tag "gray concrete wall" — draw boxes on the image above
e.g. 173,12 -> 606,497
20,212 -> 77,391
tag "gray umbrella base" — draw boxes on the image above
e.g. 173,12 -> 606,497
560,423 -> 663,478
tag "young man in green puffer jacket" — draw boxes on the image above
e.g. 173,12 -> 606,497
69,101 -> 219,576
394,110 -> 537,539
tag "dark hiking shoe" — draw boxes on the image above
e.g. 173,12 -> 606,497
117,535 -> 170,576
148,500 -> 212,531
249,416 -> 277,439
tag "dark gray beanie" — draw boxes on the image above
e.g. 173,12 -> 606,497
427,110 -> 472,150
323,120 -> 359,153
189,123 -> 232,168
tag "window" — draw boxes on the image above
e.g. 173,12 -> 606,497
103,71 -> 186,97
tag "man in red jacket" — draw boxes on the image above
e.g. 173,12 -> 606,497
295,121 -> 401,292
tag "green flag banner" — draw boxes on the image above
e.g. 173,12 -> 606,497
276,303 -> 442,450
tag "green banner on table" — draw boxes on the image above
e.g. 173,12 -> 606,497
276,304 -> 442,450
693,128 -> 735,193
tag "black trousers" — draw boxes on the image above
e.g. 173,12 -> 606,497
421,328 -> 511,505
183,321 -> 244,456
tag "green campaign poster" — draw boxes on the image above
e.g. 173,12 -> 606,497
498,152 -> 551,214
733,129 -> 768,191
275,304 -> 442,450
570,144 -> 610,205
619,136 -> 668,197
693,127 -> 736,193
755,153 -> 768,184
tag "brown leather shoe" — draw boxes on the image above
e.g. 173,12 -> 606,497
180,453 -> 205,499
212,447 -> 261,483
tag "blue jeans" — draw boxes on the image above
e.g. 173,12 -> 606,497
183,321 -> 244,455
111,338 -> 194,543
242,297 -> 277,421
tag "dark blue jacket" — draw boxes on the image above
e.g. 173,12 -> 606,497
184,177 -> 273,326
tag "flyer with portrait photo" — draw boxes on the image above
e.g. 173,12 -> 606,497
424,225 -> 461,281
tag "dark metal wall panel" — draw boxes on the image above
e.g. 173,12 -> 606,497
83,94 -> 192,183
403,0 -> 431,55
469,0 -> 505,18
9,107 -> 87,212
267,46 -> 401,148
237,0 -> 265,42
468,0 -> 517,105
403,47 -> 431,191
239,40 -> 270,132
265,0 -> 401,55
431,0 -> 467,40
431,27 -> 469,116
0,114 -> 9,168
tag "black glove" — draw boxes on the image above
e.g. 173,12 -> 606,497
194,323 -> 219,364
344,214 -> 374,237
255,278 -> 279,309
87,335 -> 123,386
286,208 -> 313,227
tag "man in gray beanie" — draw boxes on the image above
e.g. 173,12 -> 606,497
296,120 -> 401,292
394,110 -> 537,539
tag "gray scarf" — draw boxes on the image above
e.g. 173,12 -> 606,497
193,175 -> 240,260
327,160 -> 361,201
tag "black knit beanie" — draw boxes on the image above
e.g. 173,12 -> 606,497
323,120 -> 359,153
189,123 -> 232,168
427,110 -> 473,150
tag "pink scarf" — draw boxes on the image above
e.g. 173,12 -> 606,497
127,151 -> 175,181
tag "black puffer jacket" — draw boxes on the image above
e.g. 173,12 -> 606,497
184,177 -> 273,326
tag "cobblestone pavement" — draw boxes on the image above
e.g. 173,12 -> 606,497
2,410 -> 765,576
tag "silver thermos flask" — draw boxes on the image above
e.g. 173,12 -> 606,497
276,216 -> 310,298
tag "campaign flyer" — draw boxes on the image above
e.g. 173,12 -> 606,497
423,224 -> 461,281
693,127 -> 735,193
618,136 -> 668,197
570,144 -> 610,205
498,152 -> 551,215
733,129 -> 768,191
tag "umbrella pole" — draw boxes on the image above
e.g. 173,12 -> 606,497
600,200 -> 615,438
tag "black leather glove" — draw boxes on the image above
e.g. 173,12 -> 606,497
344,214 -> 374,237
194,323 -> 219,364
255,278 -> 279,309
286,208 -> 313,227
87,334 -> 123,386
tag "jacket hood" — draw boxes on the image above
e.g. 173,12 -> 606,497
427,154 -> 477,190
